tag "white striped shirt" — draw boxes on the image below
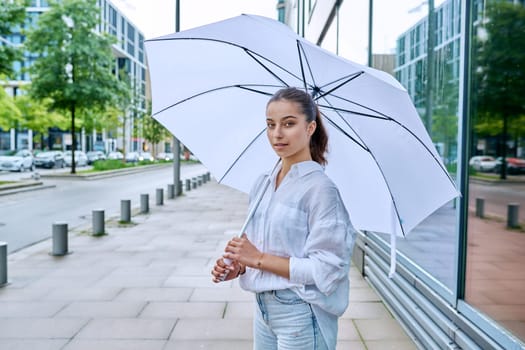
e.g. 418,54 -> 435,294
239,160 -> 356,349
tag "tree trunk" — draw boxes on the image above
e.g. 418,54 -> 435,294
499,114 -> 508,180
71,103 -> 76,174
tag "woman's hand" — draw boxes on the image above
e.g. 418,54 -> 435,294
224,233 -> 263,269
211,257 -> 242,283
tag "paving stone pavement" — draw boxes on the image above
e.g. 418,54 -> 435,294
0,179 -> 417,349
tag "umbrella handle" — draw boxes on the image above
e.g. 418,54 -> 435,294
218,159 -> 281,282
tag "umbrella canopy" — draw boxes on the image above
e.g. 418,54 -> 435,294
145,14 -> 458,237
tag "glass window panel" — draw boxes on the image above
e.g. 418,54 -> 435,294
466,0 -> 525,343
369,0 -> 459,292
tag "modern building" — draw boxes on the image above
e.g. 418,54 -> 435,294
282,0 -> 524,349
0,0 -> 147,154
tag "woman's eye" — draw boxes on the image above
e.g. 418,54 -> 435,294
267,123 -> 275,129
284,122 -> 295,127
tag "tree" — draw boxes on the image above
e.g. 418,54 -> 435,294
0,88 -> 21,130
0,0 -> 27,78
474,2 -> 525,179
143,102 -> 169,156
25,0 -> 126,173
14,94 -> 68,148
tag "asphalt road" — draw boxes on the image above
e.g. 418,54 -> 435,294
468,180 -> 525,220
0,163 -> 208,253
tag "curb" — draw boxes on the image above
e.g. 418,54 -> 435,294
40,163 -> 172,180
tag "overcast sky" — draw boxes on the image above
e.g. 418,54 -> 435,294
112,0 -> 277,39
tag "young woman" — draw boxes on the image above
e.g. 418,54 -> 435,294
212,87 -> 356,350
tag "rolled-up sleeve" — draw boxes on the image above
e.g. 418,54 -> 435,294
289,184 -> 355,295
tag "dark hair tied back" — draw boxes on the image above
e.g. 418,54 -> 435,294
267,87 -> 328,165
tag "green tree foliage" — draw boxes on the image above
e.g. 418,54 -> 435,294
143,101 -> 169,156
474,1 -> 525,178
25,0 -> 127,173
0,0 -> 27,78
0,88 -> 21,130
14,94 -> 68,136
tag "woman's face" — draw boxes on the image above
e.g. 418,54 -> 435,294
266,99 -> 316,163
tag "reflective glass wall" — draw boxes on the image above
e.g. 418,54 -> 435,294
465,0 -> 525,343
369,0 -> 460,294
291,0 -> 525,345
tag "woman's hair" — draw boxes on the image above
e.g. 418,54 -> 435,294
267,87 -> 328,165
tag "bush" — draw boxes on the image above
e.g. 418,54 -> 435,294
93,159 -> 129,171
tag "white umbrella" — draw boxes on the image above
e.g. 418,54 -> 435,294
145,14 -> 458,243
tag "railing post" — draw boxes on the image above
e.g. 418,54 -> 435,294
507,203 -> 520,229
121,199 -> 131,223
0,242 -> 7,287
167,184 -> 175,199
140,194 -> 149,214
475,198 -> 485,218
156,188 -> 164,205
92,209 -> 105,236
51,222 -> 69,256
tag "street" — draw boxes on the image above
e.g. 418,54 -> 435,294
0,163 -> 208,253
468,180 -> 525,220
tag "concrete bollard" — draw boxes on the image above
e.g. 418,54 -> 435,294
185,179 -> 191,191
206,172 -> 211,181
121,199 -> 131,223
192,178 -> 197,189
156,188 -> 164,205
475,198 -> 485,218
202,174 -> 207,184
198,176 -> 203,186
167,184 -> 175,199
178,180 -> 183,195
52,222 -> 69,256
0,242 -> 7,287
140,194 -> 149,214
507,203 -> 520,228
92,209 -> 105,235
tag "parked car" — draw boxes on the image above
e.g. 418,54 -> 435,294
469,155 -> 497,172
107,151 -> 124,160
138,152 -> 154,162
0,149 -> 34,172
64,151 -> 88,167
34,151 -> 65,169
494,157 -> 525,175
86,151 -> 107,165
125,152 -> 140,163
156,152 -> 174,161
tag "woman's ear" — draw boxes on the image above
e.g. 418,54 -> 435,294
308,121 -> 317,136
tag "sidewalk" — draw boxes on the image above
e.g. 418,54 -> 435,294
0,179 -> 417,350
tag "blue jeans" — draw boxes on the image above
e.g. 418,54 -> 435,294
254,289 -> 329,350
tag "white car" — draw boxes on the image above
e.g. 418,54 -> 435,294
0,150 -> 34,172
469,155 -> 497,172
64,151 -> 88,167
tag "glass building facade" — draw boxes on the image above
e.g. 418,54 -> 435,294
1,0 -> 147,153
282,0 -> 525,348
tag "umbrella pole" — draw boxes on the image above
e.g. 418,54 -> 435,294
220,159 -> 281,281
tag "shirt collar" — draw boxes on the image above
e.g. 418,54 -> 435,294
274,160 -> 323,180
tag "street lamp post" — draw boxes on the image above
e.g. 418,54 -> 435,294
63,15 -> 77,174
173,0 -> 181,195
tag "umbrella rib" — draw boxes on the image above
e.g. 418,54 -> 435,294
321,96 -> 456,191
297,41 -> 318,92
147,37 -> 308,90
244,50 -> 290,87
321,112 -> 369,152
237,84 -> 285,96
296,41 -> 309,92
315,71 -> 364,101
152,84 -> 280,117
219,127 -> 268,184
320,107 -> 406,237
317,105 -> 390,121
